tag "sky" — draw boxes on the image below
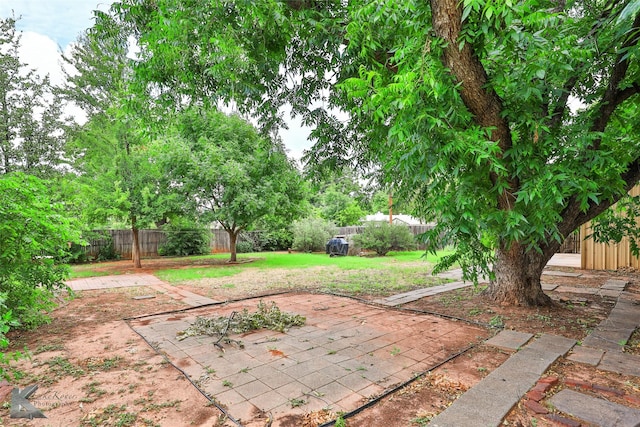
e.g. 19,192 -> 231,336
0,0 -> 313,161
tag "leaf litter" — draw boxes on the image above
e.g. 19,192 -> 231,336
176,300 -> 306,350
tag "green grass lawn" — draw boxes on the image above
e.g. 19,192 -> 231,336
155,266 -> 243,283
153,251 -> 437,282
69,250 -> 456,295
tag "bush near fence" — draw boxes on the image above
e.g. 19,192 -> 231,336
82,225 -> 580,260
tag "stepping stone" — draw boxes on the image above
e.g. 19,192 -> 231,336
582,330 -> 629,352
582,298 -> 640,352
133,295 -> 156,300
373,281 -> 471,306
598,289 -> 624,298
614,299 -> 640,325
526,334 -> 576,356
485,330 -> 533,351
549,389 -> 640,427
541,283 -> 558,291
542,270 -> 582,278
601,279 -> 629,291
598,352 -> 640,377
428,334 -> 575,427
566,346 -> 604,366
554,286 -> 598,295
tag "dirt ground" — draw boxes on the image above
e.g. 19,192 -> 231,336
2,258 -> 640,427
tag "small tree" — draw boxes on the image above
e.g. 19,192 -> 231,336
153,108 -> 306,262
354,223 -> 416,256
318,185 -> 366,227
291,218 -> 337,253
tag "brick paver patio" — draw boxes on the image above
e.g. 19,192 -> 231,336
129,293 -> 490,425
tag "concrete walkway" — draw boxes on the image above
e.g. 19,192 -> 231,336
67,273 -> 219,307
372,280 -> 470,306
428,333 -> 576,427
428,277 -> 640,427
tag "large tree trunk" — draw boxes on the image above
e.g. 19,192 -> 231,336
131,217 -> 142,268
484,242 -> 554,306
228,230 -> 238,263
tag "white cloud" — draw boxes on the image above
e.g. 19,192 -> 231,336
0,0 -> 113,48
18,32 -> 65,84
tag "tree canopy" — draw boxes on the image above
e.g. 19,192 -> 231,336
153,108 -> 307,262
105,0 -> 640,306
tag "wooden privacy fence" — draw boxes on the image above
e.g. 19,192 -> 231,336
580,185 -> 640,270
86,229 -> 231,259
86,225 -> 441,259
87,223 -> 581,260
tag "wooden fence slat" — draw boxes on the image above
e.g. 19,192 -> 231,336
580,184 -> 640,270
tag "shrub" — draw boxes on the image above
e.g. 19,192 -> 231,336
235,241 -> 255,253
238,229 -> 294,252
94,233 -> 120,261
0,293 -> 26,380
0,173 -> 79,376
291,218 -> 337,252
353,222 -> 416,256
158,222 -> 211,256
58,242 -> 90,264
254,229 -> 294,251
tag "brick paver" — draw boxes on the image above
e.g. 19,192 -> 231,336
129,293 -> 490,425
566,346 -> 605,365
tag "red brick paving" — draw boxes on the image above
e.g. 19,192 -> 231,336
129,293 -> 489,426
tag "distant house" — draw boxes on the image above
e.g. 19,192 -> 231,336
362,212 -> 434,227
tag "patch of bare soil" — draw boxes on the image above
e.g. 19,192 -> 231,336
345,269 -> 640,427
404,270 -> 632,340
2,289 -> 222,426
347,346 -> 510,427
73,256 -> 256,276
3,259 -> 640,427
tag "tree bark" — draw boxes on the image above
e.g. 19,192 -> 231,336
131,216 -> 142,268
228,230 -> 238,263
484,242 -> 554,306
